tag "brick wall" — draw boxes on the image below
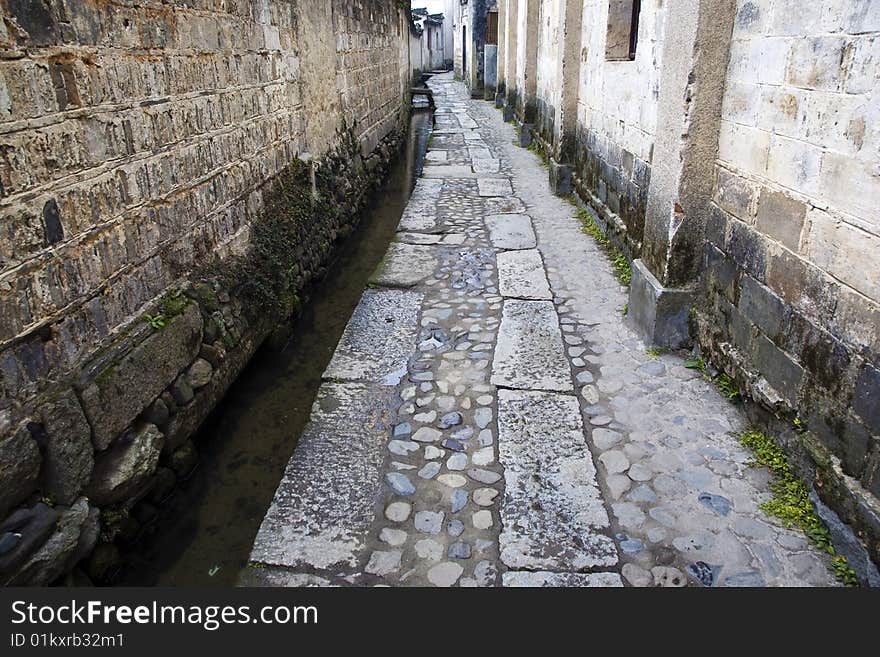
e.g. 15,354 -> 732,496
0,0 -> 410,585
0,0 -> 307,404
699,0 -> 880,499
495,0 -> 879,568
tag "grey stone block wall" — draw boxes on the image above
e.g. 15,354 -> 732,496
571,126 -> 650,260
697,196 -> 880,564
494,0 -> 880,567
0,0 -> 411,585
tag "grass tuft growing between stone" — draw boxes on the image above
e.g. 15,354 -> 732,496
526,140 -> 550,168
574,208 -> 632,285
684,355 -> 740,401
739,429 -> 859,586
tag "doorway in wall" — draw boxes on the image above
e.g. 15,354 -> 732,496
462,26 -> 467,77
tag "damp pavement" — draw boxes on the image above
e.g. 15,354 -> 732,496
243,73 -> 839,588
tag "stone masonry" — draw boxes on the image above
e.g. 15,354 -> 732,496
0,0 -> 411,585
244,73 -> 871,588
493,0 -> 880,568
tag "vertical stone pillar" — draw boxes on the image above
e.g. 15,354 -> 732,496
503,0 -> 519,121
514,0 -> 539,146
548,0 -> 583,196
628,0 -> 736,347
496,1 -> 507,107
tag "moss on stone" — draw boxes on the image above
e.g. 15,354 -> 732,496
740,429 -> 859,586
574,208 -> 632,285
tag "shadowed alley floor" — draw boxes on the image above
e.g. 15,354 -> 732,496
243,73 -> 839,588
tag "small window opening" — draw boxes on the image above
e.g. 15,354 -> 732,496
487,11 -> 499,46
605,0 -> 641,61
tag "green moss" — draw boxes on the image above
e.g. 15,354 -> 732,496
740,429 -> 859,586
646,347 -> 666,359
685,355 -> 707,375
574,208 -> 632,285
202,157 -> 341,322
622,303 -> 628,316
680,356 -> 744,404
685,356 -> 741,401
189,282 -> 220,313
714,373 -> 740,401
160,291 -> 190,317
526,140 -> 550,167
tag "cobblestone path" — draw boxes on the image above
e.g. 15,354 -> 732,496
244,73 -> 838,587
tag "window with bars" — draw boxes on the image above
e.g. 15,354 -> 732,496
605,0 -> 641,61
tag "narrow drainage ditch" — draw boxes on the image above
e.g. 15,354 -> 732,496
121,106 -> 433,586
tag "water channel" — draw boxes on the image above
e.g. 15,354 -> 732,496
122,106 -> 433,586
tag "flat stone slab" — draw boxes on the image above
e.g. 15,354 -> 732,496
396,232 -> 465,246
485,214 -> 537,250
472,158 -> 500,174
370,242 -> 437,288
398,179 -> 442,230
477,177 -> 513,196
250,382 -> 395,573
502,571 -> 623,587
497,388 -> 617,571
238,567 -> 335,587
425,151 -> 447,163
325,288 -> 422,383
491,300 -> 573,392
422,165 -> 479,178
497,249 -> 551,300
484,197 -> 527,214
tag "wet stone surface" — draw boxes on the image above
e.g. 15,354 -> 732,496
248,73 -> 840,587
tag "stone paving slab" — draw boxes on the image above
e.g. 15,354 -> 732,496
239,569 -> 334,587
472,158 -> 501,174
485,213 -> 537,250
370,242 -> 438,288
398,179 -> 444,230
324,288 -> 422,383
469,146 -> 493,160
395,232 -> 466,246
502,571 -> 623,587
491,300 -> 573,392
423,165 -> 481,178
250,382 -> 396,574
477,177 -> 514,196
497,249 -> 552,300
497,388 -> 617,571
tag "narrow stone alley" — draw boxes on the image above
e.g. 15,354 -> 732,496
245,73 -> 839,588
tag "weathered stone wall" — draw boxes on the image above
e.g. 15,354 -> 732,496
697,0 -> 880,555
0,0 -> 410,585
456,0 -> 496,93
513,0 -> 537,122
534,0 -> 563,148
571,0 -> 666,257
496,0 -> 879,565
